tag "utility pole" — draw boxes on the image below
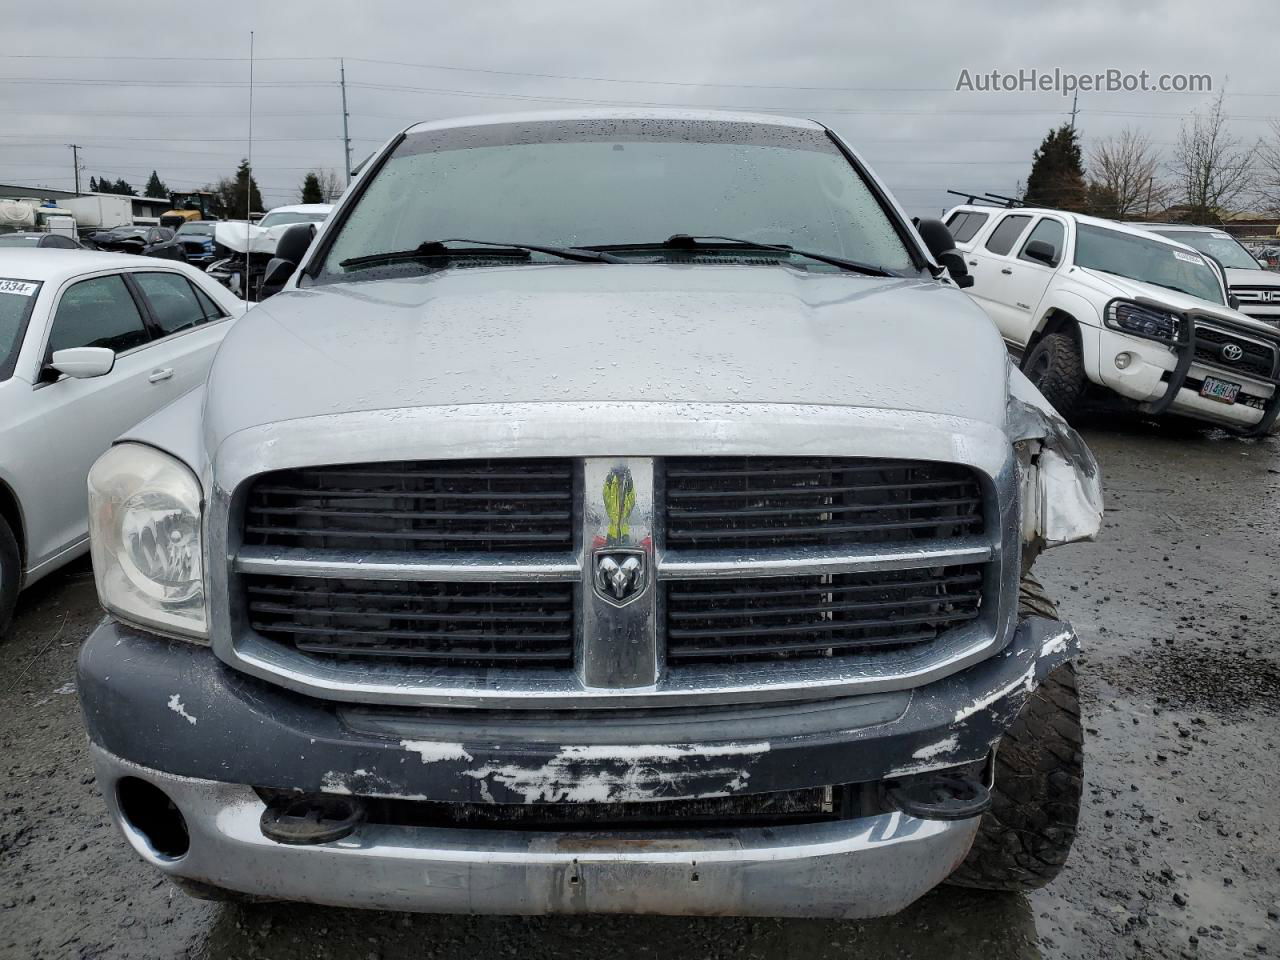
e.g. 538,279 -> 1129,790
340,58 -> 352,184
1069,91 -> 1079,132
245,31 -> 255,295
69,144 -> 81,194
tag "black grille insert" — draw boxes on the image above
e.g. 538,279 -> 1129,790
1194,326 -> 1277,380
246,575 -> 575,666
665,564 -> 983,664
244,458 -> 575,554
664,457 -> 984,550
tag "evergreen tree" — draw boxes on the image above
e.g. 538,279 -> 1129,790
108,178 -> 137,196
144,170 -> 169,199
88,176 -> 99,192
1024,125 -> 1088,212
299,171 -> 324,204
216,159 -> 264,215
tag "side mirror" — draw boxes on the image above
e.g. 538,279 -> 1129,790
259,257 -> 295,299
49,346 -> 115,379
1229,295 -> 1242,311
1023,239 -> 1058,266
275,222 -> 316,264
916,218 -> 973,289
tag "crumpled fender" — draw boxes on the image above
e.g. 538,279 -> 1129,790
1006,363 -> 1104,566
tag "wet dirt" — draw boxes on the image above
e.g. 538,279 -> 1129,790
1,421 -> 1277,959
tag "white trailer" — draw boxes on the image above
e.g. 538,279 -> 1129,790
60,194 -> 135,230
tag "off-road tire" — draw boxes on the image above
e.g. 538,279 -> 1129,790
946,574 -> 1083,891
0,515 -> 20,638
1021,331 -> 1086,419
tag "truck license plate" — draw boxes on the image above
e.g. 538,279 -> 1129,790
1200,376 -> 1241,404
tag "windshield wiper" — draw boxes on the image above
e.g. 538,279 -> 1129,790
339,238 -> 626,270
585,235 -> 895,277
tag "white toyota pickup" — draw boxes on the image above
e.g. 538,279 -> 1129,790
945,205 -> 1280,434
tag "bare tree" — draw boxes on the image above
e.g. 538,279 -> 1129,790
1088,128 -> 1169,219
1258,120 -> 1280,216
1170,90 -> 1257,222
317,169 -> 344,203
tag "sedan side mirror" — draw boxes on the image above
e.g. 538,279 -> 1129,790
1023,239 -> 1058,266
49,346 -> 115,379
1229,294 -> 1242,311
916,218 -> 973,289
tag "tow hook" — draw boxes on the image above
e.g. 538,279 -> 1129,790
260,794 -> 366,845
885,773 -> 991,821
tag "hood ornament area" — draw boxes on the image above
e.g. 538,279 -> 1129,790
592,467 -> 648,606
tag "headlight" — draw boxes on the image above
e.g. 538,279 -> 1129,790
1105,300 -> 1181,342
88,443 -> 207,640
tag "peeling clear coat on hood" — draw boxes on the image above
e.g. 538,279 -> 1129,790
204,263 -> 1009,448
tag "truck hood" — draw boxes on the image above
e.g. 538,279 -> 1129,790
214,221 -> 295,255
203,264 -> 1010,448
1077,267 -> 1276,334
1224,266 -> 1280,289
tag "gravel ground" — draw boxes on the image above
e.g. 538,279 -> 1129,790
1,422 -> 1277,959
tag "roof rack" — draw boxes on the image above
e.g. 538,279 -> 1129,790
946,189 -> 1025,209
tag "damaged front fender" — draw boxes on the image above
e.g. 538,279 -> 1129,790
1006,365 -> 1104,568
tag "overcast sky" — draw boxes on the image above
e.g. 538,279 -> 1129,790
5,0 -> 1278,217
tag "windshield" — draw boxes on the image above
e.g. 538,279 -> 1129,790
1075,224 -> 1224,304
0,235 -> 41,247
1151,229 -> 1260,271
260,211 -> 327,228
0,279 -> 41,382
316,118 -> 915,282
177,222 -> 214,236
108,228 -> 148,240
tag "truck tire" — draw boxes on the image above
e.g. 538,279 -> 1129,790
0,515 -> 20,638
946,574 -> 1083,891
1021,331 -> 1086,419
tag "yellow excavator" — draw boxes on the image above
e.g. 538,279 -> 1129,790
159,192 -> 221,230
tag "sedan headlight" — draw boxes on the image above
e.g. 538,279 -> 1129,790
1105,300 -> 1181,343
88,443 -> 206,640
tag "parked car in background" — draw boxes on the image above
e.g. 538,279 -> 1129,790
1129,223 -> 1280,326
85,226 -> 186,261
0,250 -> 245,633
208,203 -> 333,299
0,232 -> 82,249
946,205 -> 1280,433
175,221 -> 218,268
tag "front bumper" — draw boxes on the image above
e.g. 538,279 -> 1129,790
79,617 -> 1077,916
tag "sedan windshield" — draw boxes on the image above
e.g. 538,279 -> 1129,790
316,118 -> 916,282
1075,224 -> 1224,304
1151,229 -> 1260,271
177,223 -> 214,236
0,235 -> 42,247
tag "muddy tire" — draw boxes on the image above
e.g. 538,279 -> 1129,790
946,575 -> 1084,891
1021,331 -> 1086,419
0,515 -> 20,638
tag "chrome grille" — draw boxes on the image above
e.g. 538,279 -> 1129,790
664,457 -> 984,549
244,458 -> 575,554
665,565 -> 983,664
246,575 -> 575,666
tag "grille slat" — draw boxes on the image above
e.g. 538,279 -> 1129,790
244,458 -> 575,554
664,457 -> 983,550
1193,325 -> 1277,379
246,575 -> 575,667
665,564 -> 984,664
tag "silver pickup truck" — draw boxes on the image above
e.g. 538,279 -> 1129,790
77,110 -> 1102,918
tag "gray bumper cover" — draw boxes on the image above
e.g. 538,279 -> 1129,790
79,617 -> 1077,917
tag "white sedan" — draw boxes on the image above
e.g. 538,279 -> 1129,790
0,250 -> 245,631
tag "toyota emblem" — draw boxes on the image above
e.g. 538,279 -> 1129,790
1220,343 -> 1245,362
